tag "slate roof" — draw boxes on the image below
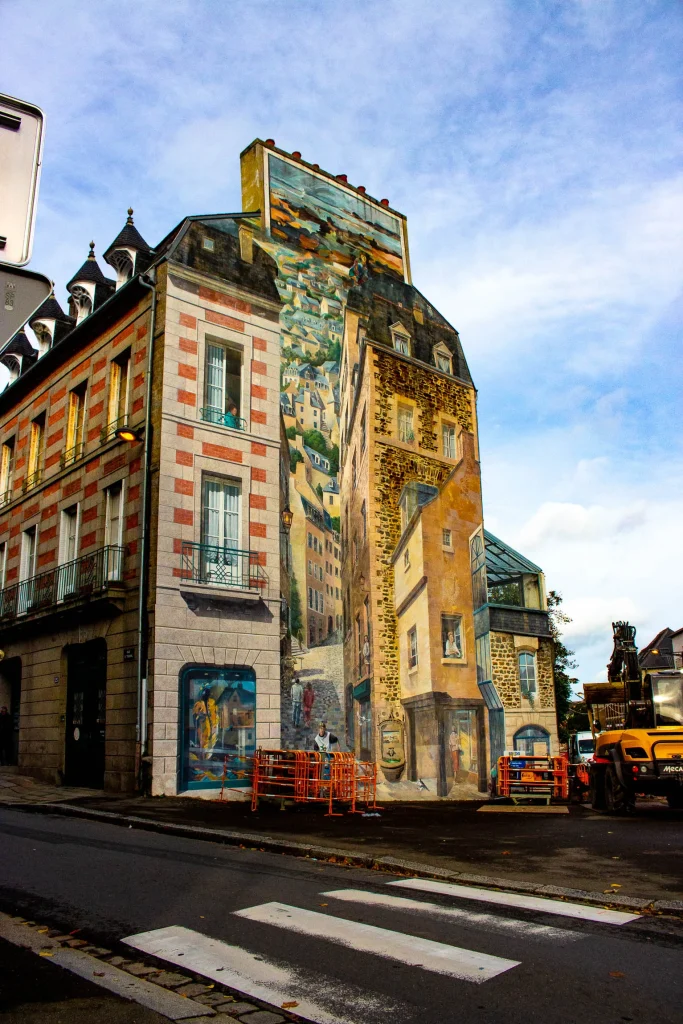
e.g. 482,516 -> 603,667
28,295 -> 72,325
1,330 -> 36,359
347,273 -> 472,385
103,209 -> 153,261
66,244 -> 114,290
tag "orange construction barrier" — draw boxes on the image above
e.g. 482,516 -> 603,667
249,748 -> 380,815
498,754 -> 568,802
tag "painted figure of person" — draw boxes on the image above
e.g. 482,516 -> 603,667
444,630 -> 461,658
193,686 -> 218,754
291,676 -> 303,727
225,401 -> 239,428
314,721 -> 338,753
363,634 -> 371,669
448,727 -> 461,777
303,681 -> 315,726
349,253 -> 368,286
0,706 -> 12,765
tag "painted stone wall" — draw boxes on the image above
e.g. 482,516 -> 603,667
490,631 -> 555,711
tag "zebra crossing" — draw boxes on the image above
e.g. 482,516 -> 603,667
124,878 -> 639,1024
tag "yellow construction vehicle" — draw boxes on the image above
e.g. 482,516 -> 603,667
584,622 -> 683,813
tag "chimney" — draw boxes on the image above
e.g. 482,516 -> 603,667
336,174 -> 348,183
380,198 -> 390,207
357,186 -> 366,194
239,222 -> 254,264
292,151 -> 301,159
265,138 -> 275,146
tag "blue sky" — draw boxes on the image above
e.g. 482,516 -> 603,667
3,0 -> 682,682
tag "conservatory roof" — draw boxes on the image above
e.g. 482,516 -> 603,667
484,530 -> 542,585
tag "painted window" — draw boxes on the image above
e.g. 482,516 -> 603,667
442,424 -> 457,459
391,323 -> 411,355
436,351 -> 452,373
360,406 -> 367,451
397,404 -> 414,443
442,614 -> 463,659
205,340 -> 242,423
475,634 -> 492,684
514,724 -> 549,756
470,531 -> 488,610
443,528 -> 452,548
181,665 -> 256,791
357,614 -> 363,676
403,548 -> 410,571
408,625 -> 418,669
446,708 -> 479,786
518,652 -> 538,696
308,586 -> 313,609
201,477 -> 241,584
361,501 -> 367,543
359,698 -> 372,760
352,452 -> 357,488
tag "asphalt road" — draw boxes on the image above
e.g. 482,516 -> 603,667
1,806 -> 682,1024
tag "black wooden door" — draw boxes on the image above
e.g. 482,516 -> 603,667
64,640 -> 106,787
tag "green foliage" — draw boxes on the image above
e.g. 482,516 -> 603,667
285,426 -> 297,440
289,447 -> 303,473
329,516 -> 340,533
547,590 -> 579,741
316,483 -> 324,503
488,582 -> 523,606
290,570 -> 303,639
327,443 -> 339,475
302,429 -> 329,455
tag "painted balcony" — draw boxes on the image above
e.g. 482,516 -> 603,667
178,542 -> 267,593
0,545 -> 125,625
199,407 -> 247,431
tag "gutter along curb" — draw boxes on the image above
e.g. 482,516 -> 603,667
15,799 -> 683,918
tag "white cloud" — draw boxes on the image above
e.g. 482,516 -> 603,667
518,501 -> 648,547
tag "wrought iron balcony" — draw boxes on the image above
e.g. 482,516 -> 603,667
22,469 -> 43,493
0,487 -> 12,508
179,542 -> 268,592
101,415 -> 128,443
199,407 -> 247,431
60,441 -> 85,469
0,545 -> 125,622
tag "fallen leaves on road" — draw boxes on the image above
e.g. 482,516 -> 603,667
282,1001 -> 299,1009
38,951 -> 54,957
609,971 -> 625,979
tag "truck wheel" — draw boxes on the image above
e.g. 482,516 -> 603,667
667,790 -> 683,810
590,768 -> 606,810
604,766 -> 633,814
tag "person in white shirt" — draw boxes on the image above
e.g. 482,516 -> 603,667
313,721 -> 338,753
291,677 -> 303,727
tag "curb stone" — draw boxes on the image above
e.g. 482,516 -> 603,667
12,799 -> 683,918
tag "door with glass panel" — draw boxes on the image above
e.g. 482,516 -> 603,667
202,478 -> 241,585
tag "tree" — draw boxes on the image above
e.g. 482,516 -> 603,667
302,429 -> 329,455
316,483 -> 324,503
329,515 -> 340,533
289,447 -> 303,473
327,443 -> 339,475
285,426 -> 297,440
290,570 -> 303,640
547,590 -> 579,741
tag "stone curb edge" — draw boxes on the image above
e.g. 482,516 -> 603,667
14,800 -> 683,917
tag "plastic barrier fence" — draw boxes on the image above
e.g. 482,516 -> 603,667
497,754 -> 569,802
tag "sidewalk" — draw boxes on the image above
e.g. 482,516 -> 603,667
2,767 -> 682,907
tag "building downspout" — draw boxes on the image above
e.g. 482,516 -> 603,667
136,271 -> 156,785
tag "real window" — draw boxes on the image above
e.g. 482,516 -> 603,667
65,382 -> 87,464
442,614 -> 463,659
104,482 -> 124,580
0,438 -> 15,504
0,542 -> 6,589
27,414 -> 45,487
408,626 -> 418,669
442,424 -> 457,459
397,404 -> 414,443
107,351 -> 131,436
518,652 -> 538,696
205,340 -> 243,426
443,528 -> 452,548
58,505 -> 80,599
19,526 -> 38,612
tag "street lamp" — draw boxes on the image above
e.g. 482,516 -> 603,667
281,506 -> 293,533
115,424 -> 143,443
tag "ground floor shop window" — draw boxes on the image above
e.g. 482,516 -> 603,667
513,724 -> 550,755
181,665 -> 255,790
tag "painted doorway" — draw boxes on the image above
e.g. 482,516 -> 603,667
64,640 -> 107,787
0,657 -> 21,766
181,665 -> 256,792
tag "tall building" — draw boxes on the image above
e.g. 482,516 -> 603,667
0,210 -> 286,796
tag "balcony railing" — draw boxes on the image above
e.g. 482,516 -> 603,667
0,487 -> 12,508
179,542 -> 268,591
199,407 -> 247,431
60,441 -> 85,469
22,469 -> 43,493
0,545 -> 125,622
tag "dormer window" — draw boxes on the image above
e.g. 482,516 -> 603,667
433,343 -> 453,375
69,285 -> 93,323
107,249 -> 135,289
390,322 -> 411,356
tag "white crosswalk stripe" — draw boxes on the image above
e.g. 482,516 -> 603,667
388,878 -> 640,925
321,888 -> 582,941
233,901 -> 520,982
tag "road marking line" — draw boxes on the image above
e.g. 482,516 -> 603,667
0,913 -> 211,1021
321,888 -> 581,941
233,902 -> 520,982
388,879 -> 640,925
125,924 -> 390,1024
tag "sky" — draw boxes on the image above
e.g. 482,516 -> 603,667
2,0 -> 681,683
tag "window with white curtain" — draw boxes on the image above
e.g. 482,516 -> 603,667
205,341 -> 242,423
201,477 -> 241,585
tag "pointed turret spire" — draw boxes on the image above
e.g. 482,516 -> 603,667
66,242 -> 115,322
104,208 -> 153,288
